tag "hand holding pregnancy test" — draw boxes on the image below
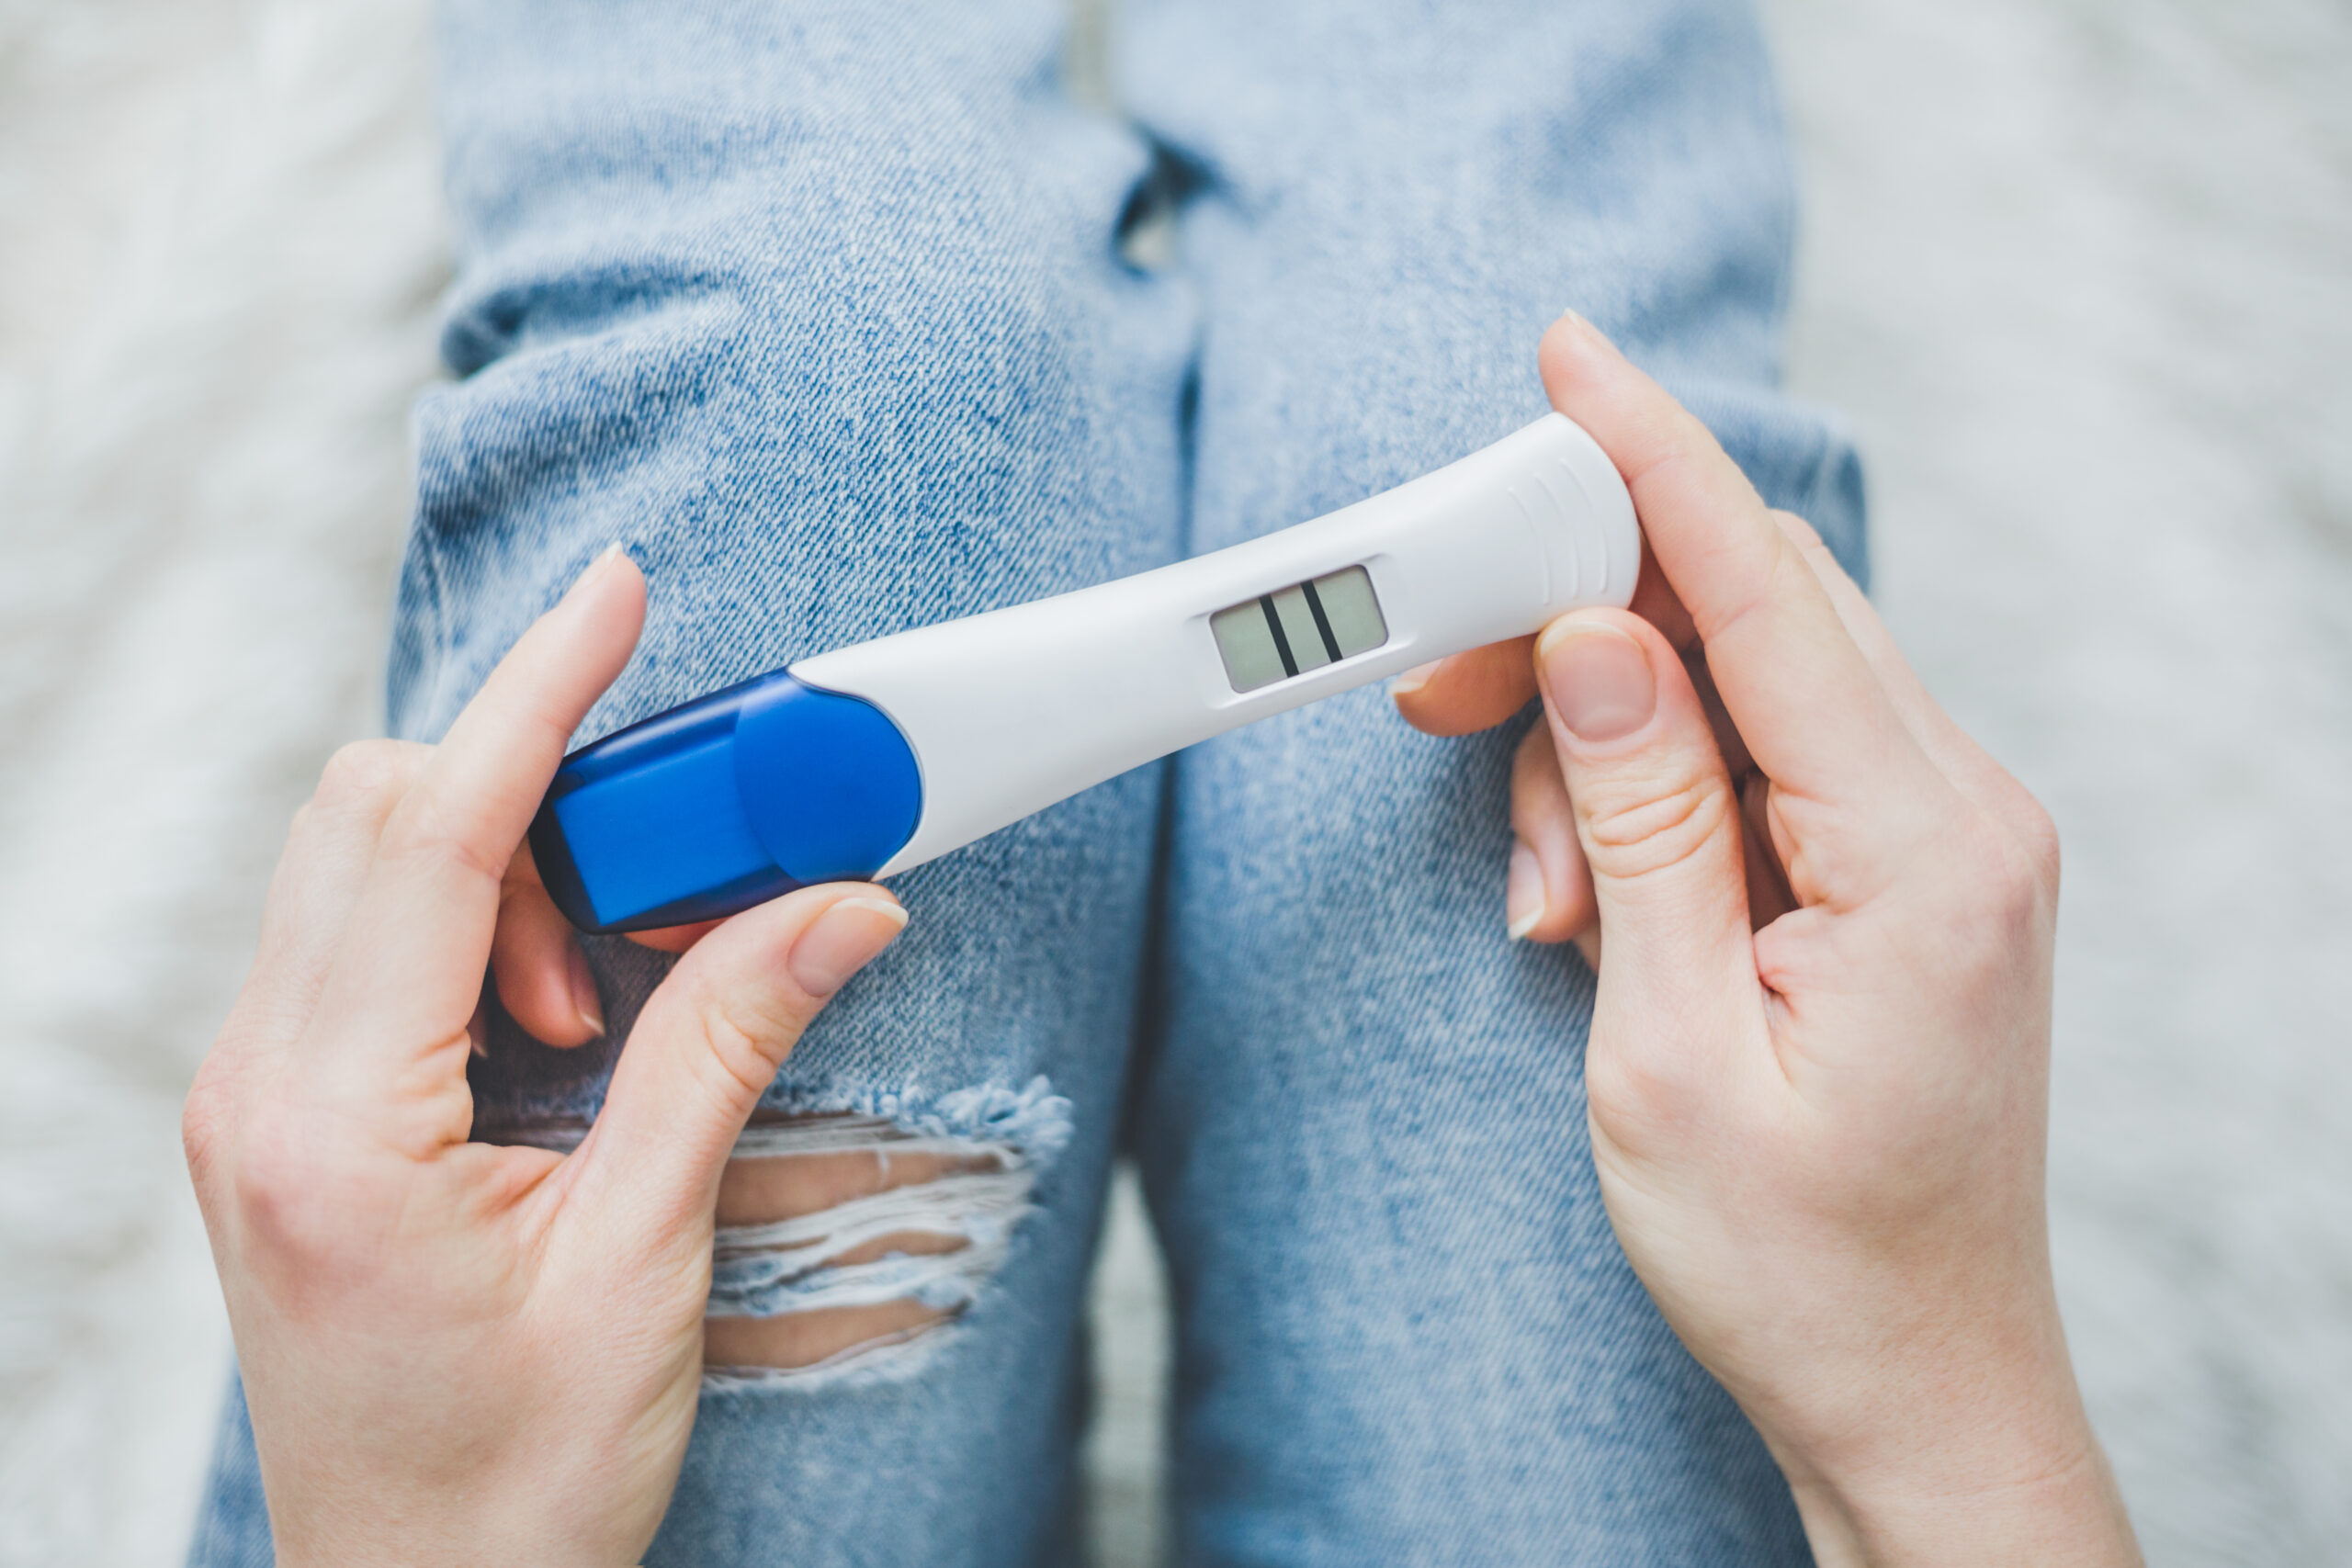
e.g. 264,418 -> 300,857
185,317 -> 2134,1567
1395,315 -> 2138,1566
184,554 -> 911,1568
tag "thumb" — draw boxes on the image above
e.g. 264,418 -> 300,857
1536,610 -> 1754,1023
569,885 -> 908,1241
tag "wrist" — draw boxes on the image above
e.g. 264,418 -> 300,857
266,1483 -> 651,1568
1762,1377 -> 2139,1568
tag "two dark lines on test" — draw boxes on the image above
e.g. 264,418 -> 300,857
1257,577 -> 1347,678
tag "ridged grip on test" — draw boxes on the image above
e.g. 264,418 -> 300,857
530,672 -> 921,933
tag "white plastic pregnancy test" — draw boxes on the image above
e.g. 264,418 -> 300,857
529,412 -> 1637,933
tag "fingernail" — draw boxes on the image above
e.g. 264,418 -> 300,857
1551,310 -> 1623,355
565,541 -> 628,600
1540,621 -> 1655,742
1506,840 -> 1545,940
1385,660 -> 1442,702
787,896 -> 909,998
567,942 -> 606,1038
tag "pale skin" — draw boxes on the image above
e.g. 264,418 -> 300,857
182,551 -> 916,1568
186,314 -> 2139,1565
1395,314 -> 2140,1564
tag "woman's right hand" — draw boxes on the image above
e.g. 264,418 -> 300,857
1401,315 -> 2140,1566
183,549 -> 909,1568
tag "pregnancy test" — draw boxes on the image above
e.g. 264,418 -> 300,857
530,412 -> 1637,934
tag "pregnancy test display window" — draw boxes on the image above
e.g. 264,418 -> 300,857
1209,565 -> 1388,693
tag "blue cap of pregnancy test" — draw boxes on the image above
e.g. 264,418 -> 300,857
528,670 -> 924,935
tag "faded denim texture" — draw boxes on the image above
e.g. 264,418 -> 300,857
191,0 -> 1864,1563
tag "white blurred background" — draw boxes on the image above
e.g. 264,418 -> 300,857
1,0 -> 2346,1562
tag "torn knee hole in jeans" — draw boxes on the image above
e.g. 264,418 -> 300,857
486,1077 -> 1068,1388
701,1109 -> 1039,1386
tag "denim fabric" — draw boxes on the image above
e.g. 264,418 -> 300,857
191,0 -> 1862,1563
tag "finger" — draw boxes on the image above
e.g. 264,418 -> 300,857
1681,647 -> 1756,781
1535,608 -> 1757,1032
491,842 -> 606,1047
1538,314 -> 1936,819
626,919 -> 723,954
304,547 -> 644,1100
1767,511 -> 2050,862
1740,772 -> 1798,931
221,741 -> 433,1055
1390,637 -> 1538,736
1506,722 -> 1596,944
569,884 -> 909,1243
1764,511 -> 1976,775
1628,535 -> 1699,651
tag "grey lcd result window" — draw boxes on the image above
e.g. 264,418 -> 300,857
1209,565 -> 1389,693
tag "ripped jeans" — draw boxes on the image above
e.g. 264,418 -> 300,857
190,0 -> 1867,1562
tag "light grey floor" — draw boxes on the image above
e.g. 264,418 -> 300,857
1768,2 -> 2352,1559
1,1 -> 2346,1563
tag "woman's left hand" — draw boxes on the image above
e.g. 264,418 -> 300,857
1393,316 -> 2136,1566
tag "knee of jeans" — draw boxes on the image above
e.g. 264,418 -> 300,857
697,1080 -> 1069,1389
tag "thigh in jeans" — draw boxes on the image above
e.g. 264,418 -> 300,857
187,4 -> 1191,1564
1120,0 -> 1864,1561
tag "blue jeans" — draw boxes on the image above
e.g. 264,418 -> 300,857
193,0 -> 1865,1562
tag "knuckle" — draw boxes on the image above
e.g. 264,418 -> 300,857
1942,814 -> 2053,961
1768,508 -> 1827,553
1585,1041 -> 1704,1143
182,1029 -> 271,1188
1766,512 -> 1861,599
691,987 -> 812,1103
1990,831 -> 2052,926
227,1128 -> 353,1262
2010,793 -> 2063,894
1579,772 -> 1735,885
315,739 -> 423,809
376,790 -> 510,886
181,1076 -> 234,1183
